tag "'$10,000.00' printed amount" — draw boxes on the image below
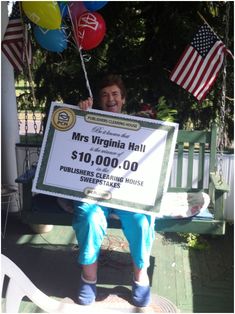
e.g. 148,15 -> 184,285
70,151 -> 139,172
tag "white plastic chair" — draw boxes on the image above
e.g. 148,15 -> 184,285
3,254 -> 166,313
1,254 -> 82,313
1,254 -> 131,313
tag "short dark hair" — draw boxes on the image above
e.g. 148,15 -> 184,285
97,74 -> 126,99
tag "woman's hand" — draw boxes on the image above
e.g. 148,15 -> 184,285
78,97 -> 93,111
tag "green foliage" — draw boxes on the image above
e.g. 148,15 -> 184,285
179,233 -> 210,250
17,93 -> 31,111
16,1 -> 234,145
156,96 -> 177,122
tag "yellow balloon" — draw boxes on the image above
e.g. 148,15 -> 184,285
22,1 -> 61,30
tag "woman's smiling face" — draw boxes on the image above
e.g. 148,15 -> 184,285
99,84 -> 125,113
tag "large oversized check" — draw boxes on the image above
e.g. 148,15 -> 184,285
32,102 -> 178,215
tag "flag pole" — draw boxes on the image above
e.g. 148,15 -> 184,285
197,11 -> 213,30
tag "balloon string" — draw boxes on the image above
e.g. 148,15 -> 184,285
67,5 -> 93,99
79,47 -> 93,98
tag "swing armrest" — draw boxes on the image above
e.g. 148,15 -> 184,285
15,166 -> 37,213
15,166 -> 36,184
209,172 -> 230,192
209,172 -> 229,220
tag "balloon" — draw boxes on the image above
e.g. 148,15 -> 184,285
75,12 -> 106,50
58,2 -> 68,18
34,26 -> 67,52
22,2 -> 61,30
68,1 -> 87,21
83,1 -> 108,11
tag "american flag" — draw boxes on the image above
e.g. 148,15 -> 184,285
2,2 -> 32,72
170,24 -> 230,101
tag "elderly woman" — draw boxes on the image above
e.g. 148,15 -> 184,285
73,74 -> 155,307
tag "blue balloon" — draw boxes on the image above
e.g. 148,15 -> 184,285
58,2 -> 68,18
34,26 -> 67,52
83,1 -> 107,11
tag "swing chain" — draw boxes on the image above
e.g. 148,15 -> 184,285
24,108 -> 29,136
217,1 -> 230,183
21,77 -> 30,171
32,107 -> 38,134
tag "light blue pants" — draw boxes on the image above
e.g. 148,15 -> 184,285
72,202 -> 156,269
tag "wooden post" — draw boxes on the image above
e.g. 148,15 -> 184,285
1,2 -> 21,211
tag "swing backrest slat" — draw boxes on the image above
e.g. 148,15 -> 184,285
187,143 -> 194,187
171,127 -> 215,191
198,143 -> 205,189
176,143 -> 184,187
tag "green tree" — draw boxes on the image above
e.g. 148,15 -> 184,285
18,1 -> 234,145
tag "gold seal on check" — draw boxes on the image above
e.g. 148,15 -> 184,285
52,107 -> 76,131
84,188 -> 112,200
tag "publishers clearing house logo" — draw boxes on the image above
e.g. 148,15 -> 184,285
77,13 -> 99,40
